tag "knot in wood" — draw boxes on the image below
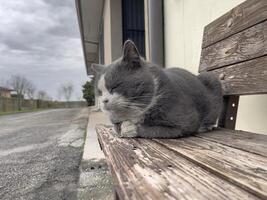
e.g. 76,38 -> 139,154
219,73 -> 225,80
226,18 -> 234,28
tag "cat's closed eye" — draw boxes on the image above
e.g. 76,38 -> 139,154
110,82 -> 123,93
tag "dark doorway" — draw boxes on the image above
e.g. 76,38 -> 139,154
122,0 -> 145,57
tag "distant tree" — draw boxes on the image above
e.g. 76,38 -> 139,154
8,74 -> 36,110
37,90 -> 51,101
26,84 -> 36,99
58,83 -> 74,102
82,80 -> 95,106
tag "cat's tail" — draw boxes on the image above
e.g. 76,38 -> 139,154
198,72 -> 222,97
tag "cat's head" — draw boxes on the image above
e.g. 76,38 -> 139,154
92,40 -> 155,123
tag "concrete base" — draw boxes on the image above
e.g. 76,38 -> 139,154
83,110 -> 111,160
78,159 -> 113,200
78,110 -> 113,200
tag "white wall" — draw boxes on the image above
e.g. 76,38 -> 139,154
164,0 -> 267,134
103,0 -> 112,64
103,0 -> 122,64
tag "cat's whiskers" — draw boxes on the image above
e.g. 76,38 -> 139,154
113,101 -> 144,110
114,101 -> 144,115
126,95 -> 153,100
119,100 -> 147,107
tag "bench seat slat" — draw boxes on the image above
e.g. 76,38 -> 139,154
200,20 -> 267,72
197,128 -> 267,157
97,125 -> 262,200
155,137 -> 267,199
202,0 -> 267,48
211,55 -> 267,95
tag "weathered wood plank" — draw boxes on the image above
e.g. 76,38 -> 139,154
200,20 -> 267,72
197,128 -> 267,157
211,55 -> 267,95
202,0 -> 267,48
156,137 -> 267,199
97,125 -> 261,200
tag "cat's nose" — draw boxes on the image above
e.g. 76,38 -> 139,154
102,99 -> 109,104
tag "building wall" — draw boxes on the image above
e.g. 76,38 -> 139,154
164,0 -> 267,134
0,91 -> 11,98
103,0 -> 112,64
110,0 -> 123,60
144,0 -> 151,61
103,0 -> 122,64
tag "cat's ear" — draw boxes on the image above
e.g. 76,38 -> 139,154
91,63 -> 104,74
122,40 -> 140,63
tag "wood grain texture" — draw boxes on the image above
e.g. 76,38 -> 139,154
97,125 -> 261,200
200,21 -> 267,72
202,0 -> 267,48
156,137 -> 267,199
197,128 -> 267,157
210,55 -> 267,95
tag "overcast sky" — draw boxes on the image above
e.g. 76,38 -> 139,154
0,0 -> 88,100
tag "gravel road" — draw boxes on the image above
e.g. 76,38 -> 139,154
0,108 -> 89,200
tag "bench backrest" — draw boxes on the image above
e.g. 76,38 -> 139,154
199,0 -> 267,129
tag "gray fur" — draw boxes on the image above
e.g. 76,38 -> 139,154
92,40 -> 223,138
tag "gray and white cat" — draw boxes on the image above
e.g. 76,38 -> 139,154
92,40 -> 222,138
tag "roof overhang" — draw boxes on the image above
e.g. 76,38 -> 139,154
75,0 -> 104,75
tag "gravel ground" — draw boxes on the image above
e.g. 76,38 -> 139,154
0,108 -> 89,200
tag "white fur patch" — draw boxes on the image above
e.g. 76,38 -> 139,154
98,74 -> 107,94
98,74 -> 112,111
98,74 -> 126,113
120,121 -> 138,138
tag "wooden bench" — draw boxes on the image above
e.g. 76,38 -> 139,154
96,1 -> 267,199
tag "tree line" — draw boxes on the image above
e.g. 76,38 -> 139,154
1,74 -> 96,108
1,74 -> 75,101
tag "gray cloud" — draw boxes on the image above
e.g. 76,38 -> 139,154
0,0 -> 87,100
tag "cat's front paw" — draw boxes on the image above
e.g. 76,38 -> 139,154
119,121 -> 138,138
